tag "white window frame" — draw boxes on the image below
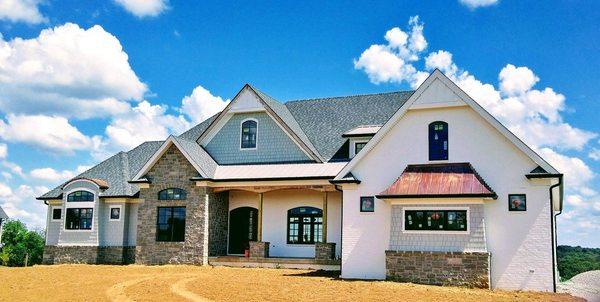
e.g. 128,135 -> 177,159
349,138 -> 370,158
51,206 -> 62,222
401,206 -> 470,235
63,188 -> 96,232
239,118 -> 258,150
109,205 -> 122,221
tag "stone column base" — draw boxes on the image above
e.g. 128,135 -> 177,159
315,242 -> 336,261
385,250 -> 490,288
43,245 -> 136,265
249,241 -> 270,258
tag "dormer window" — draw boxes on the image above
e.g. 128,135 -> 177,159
241,119 -> 257,149
354,142 -> 367,155
429,121 -> 448,160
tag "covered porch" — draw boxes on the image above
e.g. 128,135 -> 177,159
197,176 -> 342,270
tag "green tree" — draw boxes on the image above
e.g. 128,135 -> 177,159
557,245 -> 600,280
0,220 -> 45,267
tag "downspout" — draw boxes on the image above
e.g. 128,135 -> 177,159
549,175 -> 563,292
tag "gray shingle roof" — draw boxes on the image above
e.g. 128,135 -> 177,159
38,89 -> 413,200
0,206 -> 7,219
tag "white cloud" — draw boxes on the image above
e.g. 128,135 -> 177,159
354,16 -> 427,85
113,0 -> 168,18
180,85 -> 229,124
29,165 -> 90,183
0,181 -> 12,197
105,101 -> 190,151
0,0 -> 47,24
538,148 -> 595,196
589,148 -> 600,161
1,160 -> 23,177
0,114 -> 101,154
459,0 -> 498,9
0,23 -> 147,119
499,64 -> 539,96
0,183 -> 48,229
0,143 -> 6,159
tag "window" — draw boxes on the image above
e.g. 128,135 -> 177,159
287,207 -> 323,244
404,209 -> 467,232
65,208 -> 93,230
52,208 -> 62,220
67,190 -> 94,202
509,194 -> 527,211
158,188 -> 186,200
360,196 -> 375,212
110,207 -> 121,220
429,121 -> 448,160
354,142 -> 367,155
156,207 -> 186,242
241,119 -> 257,149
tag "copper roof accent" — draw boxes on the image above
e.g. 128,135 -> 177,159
377,163 -> 496,199
61,177 -> 109,190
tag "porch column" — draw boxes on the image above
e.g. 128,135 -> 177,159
322,192 -> 328,242
257,192 -> 263,242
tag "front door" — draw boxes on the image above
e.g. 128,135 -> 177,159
228,207 -> 258,254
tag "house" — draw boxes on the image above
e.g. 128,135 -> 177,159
37,70 -> 563,292
0,206 -> 8,247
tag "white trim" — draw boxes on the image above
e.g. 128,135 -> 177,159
132,136 -> 210,181
334,69 -> 558,180
109,205 -> 122,221
51,206 -> 62,221
401,206 -> 470,235
239,118 -> 258,150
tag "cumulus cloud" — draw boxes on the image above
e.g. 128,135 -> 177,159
0,114 -> 101,154
459,0 -> 498,9
113,0 -> 169,18
29,165 -> 91,183
180,85 -> 230,124
0,143 -> 6,159
354,16 -> 427,85
0,0 -> 47,24
0,183 -> 48,228
0,23 -> 147,119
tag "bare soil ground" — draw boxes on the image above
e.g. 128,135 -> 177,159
0,265 -> 582,302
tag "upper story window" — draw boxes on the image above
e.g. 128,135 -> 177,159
241,119 -> 257,149
158,188 -> 187,200
287,206 -> 323,244
429,121 -> 448,160
67,190 -> 94,202
354,142 -> 367,155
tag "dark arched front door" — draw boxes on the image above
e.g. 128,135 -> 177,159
228,207 -> 258,254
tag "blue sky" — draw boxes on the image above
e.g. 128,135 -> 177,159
0,0 -> 598,247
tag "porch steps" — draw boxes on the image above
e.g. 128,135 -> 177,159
208,256 -> 341,271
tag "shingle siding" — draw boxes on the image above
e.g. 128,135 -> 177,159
389,204 -> 487,252
205,112 -> 311,164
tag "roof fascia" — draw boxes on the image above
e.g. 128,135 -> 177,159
334,69 -> 558,180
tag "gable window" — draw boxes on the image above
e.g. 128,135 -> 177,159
67,190 -> 94,202
158,188 -> 186,200
429,121 -> 448,160
287,207 -> 323,244
65,208 -> 93,230
241,119 -> 257,149
156,206 -> 186,242
52,208 -> 62,221
404,209 -> 467,232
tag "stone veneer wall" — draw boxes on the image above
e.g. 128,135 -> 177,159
136,145 -> 209,265
208,191 -> 229,257
385,251 -> 490,288
43,246 -> 135,264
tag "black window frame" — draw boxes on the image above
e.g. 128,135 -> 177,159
404,209 -> 467,232
110,207 -> 121,220
67,190 -> 94,202
156,206 -> 186,242
65,208 -> 93,230
360,196 -> 375,212
52,208 -> 62,220
508,194 -> 527,211
354,142 -> 367,155
429,121 -> 449,161
287,207 -> 323,244
240,119 -> 257,149
158,188 -> 187,200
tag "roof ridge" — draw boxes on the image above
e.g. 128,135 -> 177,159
285,90 -> 414,104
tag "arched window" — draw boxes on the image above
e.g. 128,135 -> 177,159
67,190 -> 94,202
158,188 -> 187,200
287,206 -> 323,244
429,121 -> 448,160
240,119 -> 257,149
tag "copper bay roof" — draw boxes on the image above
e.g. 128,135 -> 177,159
376,163 -> 497,199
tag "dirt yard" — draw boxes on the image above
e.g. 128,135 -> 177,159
0,265 -> 581,302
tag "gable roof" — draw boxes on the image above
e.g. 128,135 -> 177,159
334,69 -> 559,180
